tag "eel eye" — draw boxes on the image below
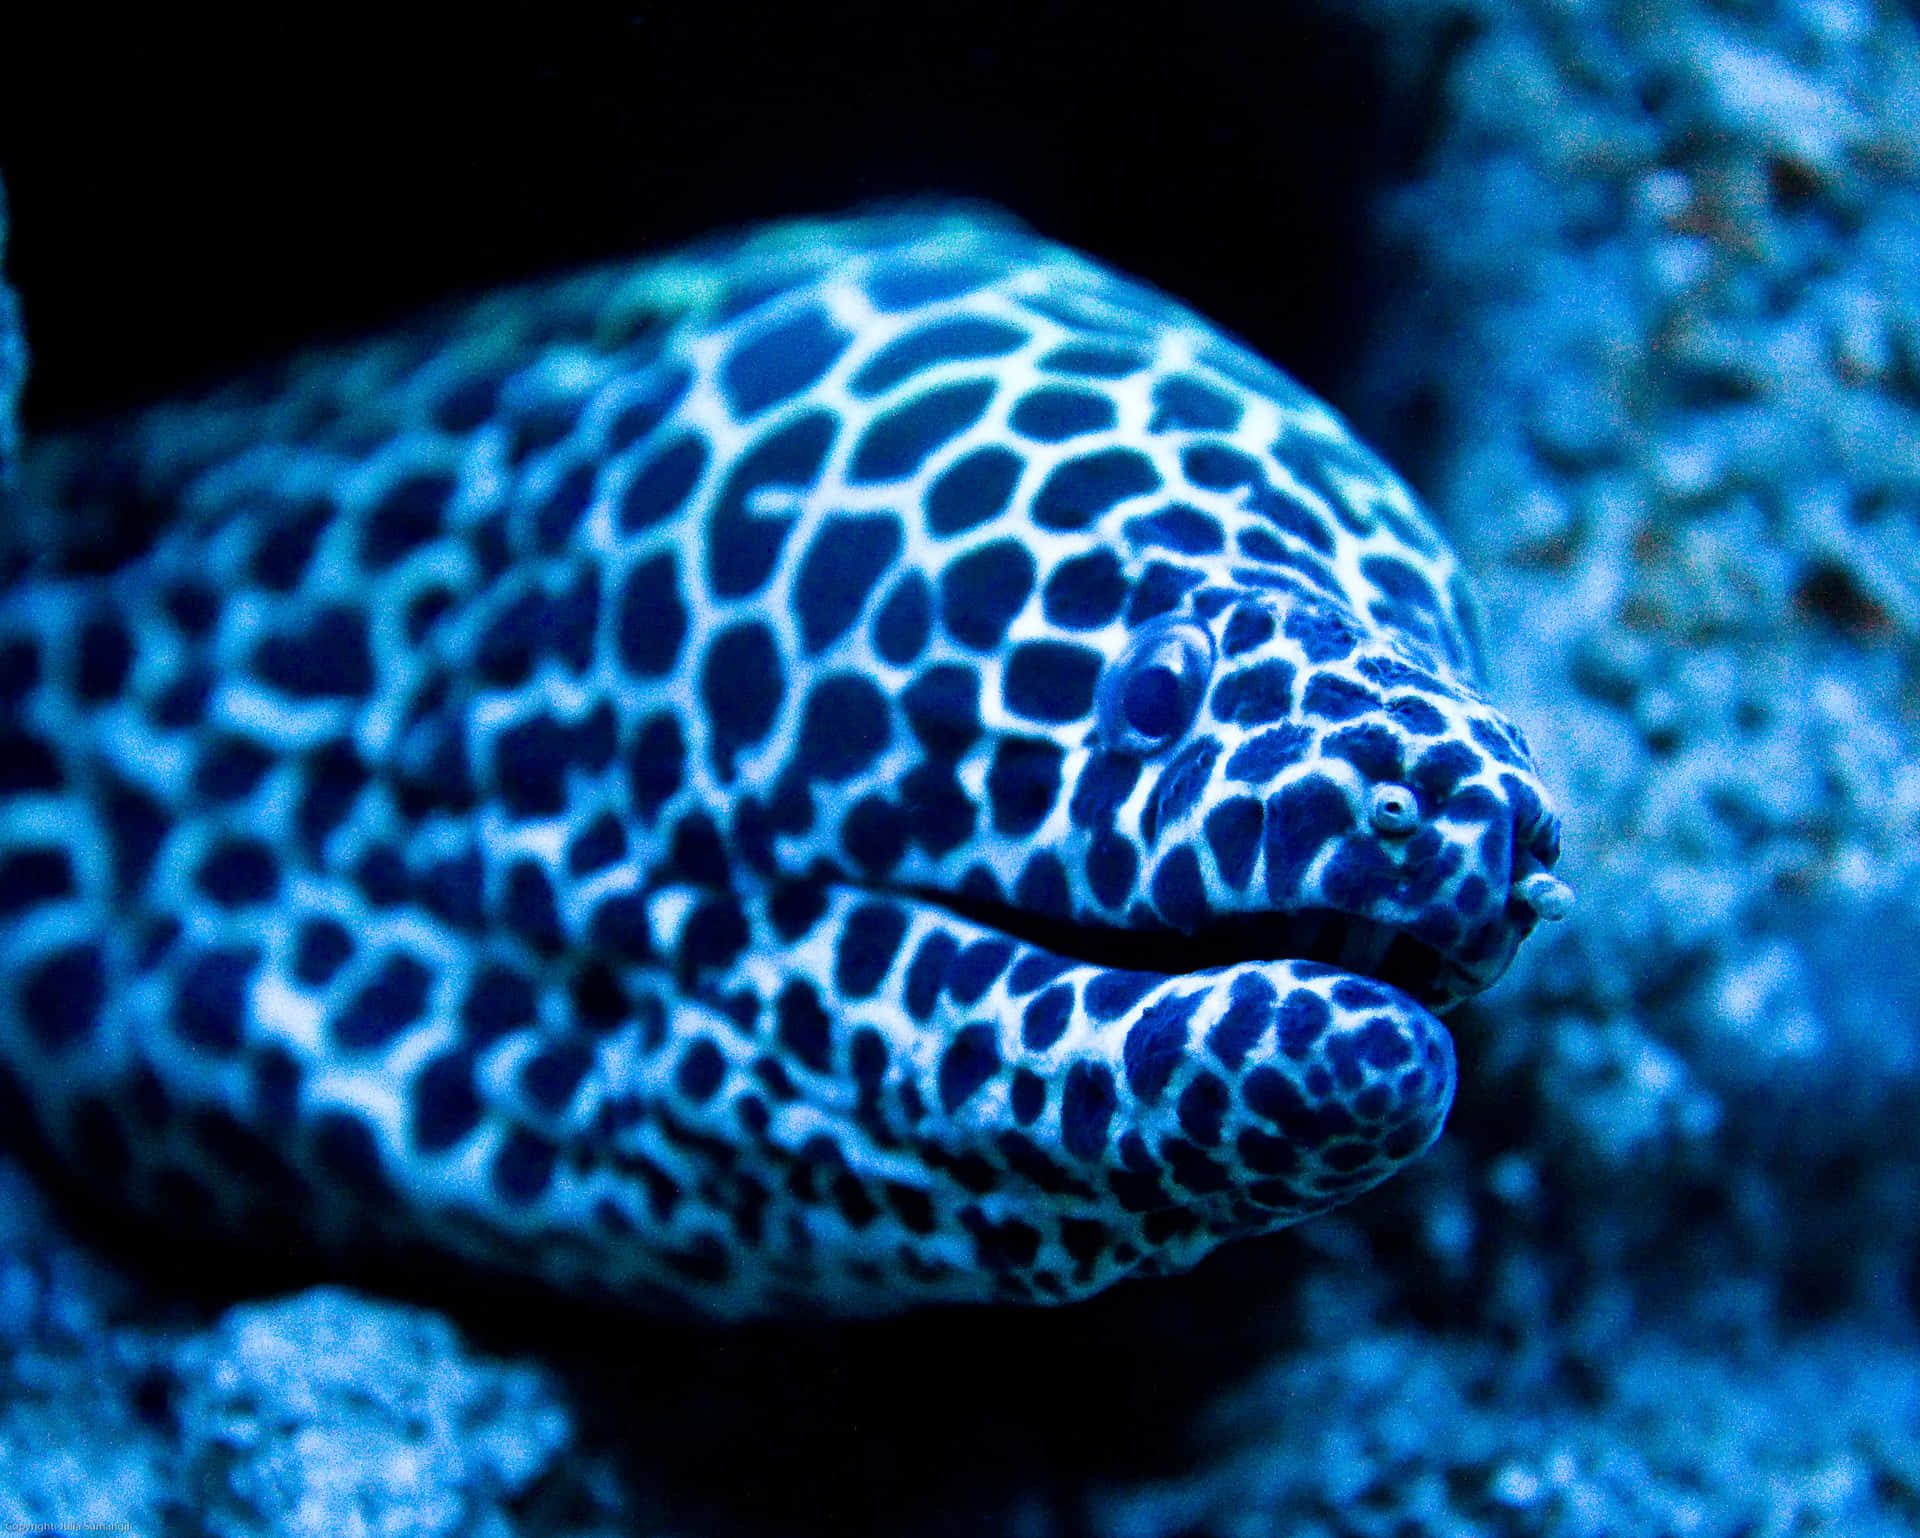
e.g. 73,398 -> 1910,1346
1099,618 -> 1214,757
1367,783 -> 1421,836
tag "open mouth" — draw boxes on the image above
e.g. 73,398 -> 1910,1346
907,888 -> 1458,1013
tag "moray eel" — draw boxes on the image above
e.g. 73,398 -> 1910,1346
0,209 -> 1570,1317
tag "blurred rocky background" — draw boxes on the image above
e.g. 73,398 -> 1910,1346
3,1 -> 1920,1532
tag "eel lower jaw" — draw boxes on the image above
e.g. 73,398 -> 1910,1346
897,885 -> 1460,1014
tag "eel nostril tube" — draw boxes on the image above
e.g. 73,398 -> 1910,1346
1513,870 -> 1575,922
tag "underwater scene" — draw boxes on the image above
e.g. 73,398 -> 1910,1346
0,2 -> 1917,1534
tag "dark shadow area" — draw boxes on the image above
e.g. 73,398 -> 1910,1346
0,4 -> 1411,430
3,1101 -> 1324,1537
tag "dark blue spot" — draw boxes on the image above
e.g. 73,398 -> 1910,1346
675,1038 -> 727,1103
435,369 -> 506,431
413,1050 -> 481,1153
161,579 -> 219,635
252,497 -> 332,589
1086,830 -> 1138,909
795,674 -> 892,782
0,729 -> 59,794
1243,1065 -> 1354,1143
1123,561 -> 1206,626
1014,851 -> 1071,919
76,614 -> 133,702
104,774 -> 170,892
1069,752 -> 1141,828
941,540 -> 1035,651
1061,1062 -> 1118,1160
668,811 -> 729,885
842,797 -> 908,875
0,848 -> 74,920
1246,488 -> 1338,555
1021,984 -> 1074,1051
1039,342 -> 1146,377
1042,550 -> 1126,630
253,605 -> 372,699
707,411 -> 834,599
1125,504 -> 1224,555
872,573 -> 933,664
313,1111 -> 393,1203
850,379 -> 995,482
530,462 -> 596,550
613,553 -> 685,678
191,735 -> 274,801
626,712 -> 685,823
567,813 -> 628,876
1284,605 -> 1361,663
1302,675 -> 1381,721
1151,847 -> 1206,929
891,929 -> 961,1030
1275,989 -> 1332,1058
1325,723 -> 1405,782
618,435 -> 707,532
364,471 -> 452,568
1003,640 -> 1102,723
354,844 -> 408,908
293,918 -> 353,987
721,305 -> 848,417
334,954 -> 433,1051
681,895 -> 749,975
1149,375 -> 1241,432
1226,723 -> 1313,784
1362,555 -> 1442,617
461,963 -> 538,1047
947,939 -> 1014,1006
1086,970 -> 1157,1021
1125,989 -> 1202,1103
850,1028 -> 889,1089
926,445 -> 1024,536
22,944 -> 104,1052
174,945 -> 257,1054
836,901 -> 909,998
776,980 -> 832,1074
701,622 -> 784,779
1010,1069 -> 1047,1125
1222,604 -> 1276,657
1264,777 -> 1356,901
1204,797 -> 1264,890
419,847 -> 485,931
901,665 -> 981,758
492,1127 -> 558,1204
493,714 -> 578,818
900,762 -> 975,853
1177,1072 -> 1230,1145
1032,449 -> 1161,530
864,259 -> 995,310
588,892 -> 655,959
939,1023 -> 1000,1114
852,316 -> 1028,394
503,860 -> 562,951
793,514 -> 904,654
156,667 -> 213,729
1212,659 -> 1296,726
194,838 -> 280,907
602,364 -> 691,451
987,738 -> 1063,836
1011,386 -> 1115,442
1181,441 -> 1264,490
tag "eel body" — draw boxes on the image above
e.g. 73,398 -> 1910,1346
0,210 -> 1569,1316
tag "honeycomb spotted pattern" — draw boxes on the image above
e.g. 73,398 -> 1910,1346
0,209 -> 1571,1317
